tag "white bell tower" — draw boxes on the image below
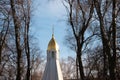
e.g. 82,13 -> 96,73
42,34 -> 63,80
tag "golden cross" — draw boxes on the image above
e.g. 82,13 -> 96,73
52,25 -> 54,36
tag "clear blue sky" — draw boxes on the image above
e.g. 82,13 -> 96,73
31,0 -> 75,59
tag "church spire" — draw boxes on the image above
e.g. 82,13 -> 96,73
42,26 -> 63,80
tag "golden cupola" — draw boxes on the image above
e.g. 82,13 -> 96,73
47,34 -> 59,51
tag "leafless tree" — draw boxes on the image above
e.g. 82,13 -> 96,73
84,46 -> 106,80
0,0 -> 44,80
10,0 -> 32,79
0,0 -> 13,78
64,0 -> 94,80
61,56 -> 76,79
93,0 -> 120,80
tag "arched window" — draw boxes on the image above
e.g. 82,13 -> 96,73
52,51 -> 54,58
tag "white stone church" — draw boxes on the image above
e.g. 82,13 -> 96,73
42,34 -> 63,80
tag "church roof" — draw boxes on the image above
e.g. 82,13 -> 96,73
47,34 -> 59,51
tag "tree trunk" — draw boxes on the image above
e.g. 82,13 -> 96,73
109,0 -> 117,80
76,57 -> 79,79
77,39 -> 85,80
103,47 -> 107,79
25,28 -> 30,80
77,54 -> 85,80
0,47 -> 2,64
10,0 -> 22,80
24,3 -> 31,77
